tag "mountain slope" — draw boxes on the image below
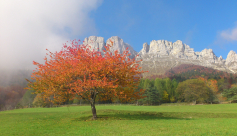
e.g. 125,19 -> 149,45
148,64 -> 236,81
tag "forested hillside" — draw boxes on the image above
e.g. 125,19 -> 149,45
148,64 -> 237,83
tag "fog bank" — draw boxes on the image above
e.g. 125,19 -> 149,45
0,0 -> 102,70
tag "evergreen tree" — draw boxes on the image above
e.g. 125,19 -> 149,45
20,90 -> 37,107
138,78 -> 162,105
149,86 -> 161,105
143,79 -> 151,89
165,78 -> 172,102
155,78 -> 165,91
154,78 -> 165,102
171,79 -> 178,102
223,87 -> 237,103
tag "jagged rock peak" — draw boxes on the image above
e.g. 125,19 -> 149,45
199,49 -> 217,59
225,51 -> 237,73
106,36 -> 137,58
83,36 -> 105,52
173,40 -> 183,45
107,36 -> 122,42
138,39 -> 228,65
84,36 -> 104,43
227,50 -> 237,59
226,50 -> 237,66
139,39 -> 195,58
141,42 -> 150,54
83,36 -> 137,58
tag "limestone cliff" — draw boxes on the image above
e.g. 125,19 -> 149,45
83,36 -> 237,77
83,36 -> 137,58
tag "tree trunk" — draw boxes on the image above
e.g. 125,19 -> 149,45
91,102 -> 97,119
90,91 -> 97,120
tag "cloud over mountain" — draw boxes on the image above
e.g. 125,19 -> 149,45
0,0 -> 102,70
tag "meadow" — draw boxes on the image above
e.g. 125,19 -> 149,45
1,104 -> 237,136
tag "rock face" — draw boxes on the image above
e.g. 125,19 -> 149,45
226,51 -> 237,72
83,36 -> 106,52
83,36 -> 137,58
136,39 -> 235,77
83,36 -> 237,77
106,36 -> 137,58
138,40 -> 221,62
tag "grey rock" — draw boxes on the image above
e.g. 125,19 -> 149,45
84,36 -> 237,77
140,43 -> 149,54
83,36 -> 106,52
106,36 -> 137,58
138,39 -> 236,77
83,36 -> 137,58
226,51 -> 237,73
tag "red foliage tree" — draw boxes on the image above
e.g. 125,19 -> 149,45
26,40 -> 145,119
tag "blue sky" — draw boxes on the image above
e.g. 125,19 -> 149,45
1,0 -> 237,69
87,0 -> 237,59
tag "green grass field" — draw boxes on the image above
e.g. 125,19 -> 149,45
1,104 -> 237,136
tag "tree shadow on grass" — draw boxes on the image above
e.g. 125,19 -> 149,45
72,109 -> 194,121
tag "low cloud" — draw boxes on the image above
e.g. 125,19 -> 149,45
217,23 -> 237,43
184,26 -> 197,46
0,0 -> 102,70
220,27 -> 237,42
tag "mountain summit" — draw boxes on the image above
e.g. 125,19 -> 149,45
83,36 -> 137,58
83,36 -> 237,77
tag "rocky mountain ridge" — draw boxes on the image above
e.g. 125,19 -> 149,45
83,36 -> 237,77
83,36 -> 137,58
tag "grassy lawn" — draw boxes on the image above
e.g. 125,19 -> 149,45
1,104 -> 237,136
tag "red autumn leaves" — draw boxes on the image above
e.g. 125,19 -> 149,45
26,40 -> 145,104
